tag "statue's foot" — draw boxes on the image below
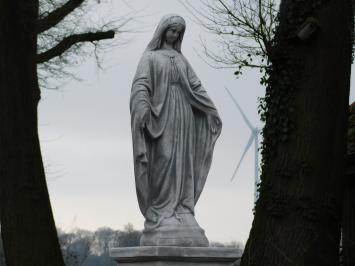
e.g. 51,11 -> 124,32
140,213 -> 209,247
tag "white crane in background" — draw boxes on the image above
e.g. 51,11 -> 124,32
225,87 -> 262,202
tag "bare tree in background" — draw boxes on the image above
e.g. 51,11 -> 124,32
181,0 -> 278,78
37,0 -> 134,89
0,0 -> 133,264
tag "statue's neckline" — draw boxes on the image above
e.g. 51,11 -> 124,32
155,49 -> 180,58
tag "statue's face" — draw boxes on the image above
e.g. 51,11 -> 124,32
164,25 -> 183,45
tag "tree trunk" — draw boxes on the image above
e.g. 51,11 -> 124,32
342,154 -> 355,266
0,1 -> 64,265
240,0 -> 352,265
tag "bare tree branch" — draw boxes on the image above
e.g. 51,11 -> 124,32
181,0 -> 277,74
37,30 -> 115,63
37,0 -> 86,33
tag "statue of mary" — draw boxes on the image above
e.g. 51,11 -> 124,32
130,14 -> 222,247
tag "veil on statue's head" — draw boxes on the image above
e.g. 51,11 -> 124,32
145,14 -> 186,53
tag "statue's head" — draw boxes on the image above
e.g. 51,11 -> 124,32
146,14 -> 186,52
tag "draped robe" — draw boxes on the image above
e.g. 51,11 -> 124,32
130,49 -> 221,228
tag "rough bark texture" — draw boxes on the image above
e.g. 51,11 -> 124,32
240,0 -> 352,265
0,1 -> 64,265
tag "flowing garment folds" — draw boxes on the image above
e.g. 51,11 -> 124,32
130,49 -> 221,229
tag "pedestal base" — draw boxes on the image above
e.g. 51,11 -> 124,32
110,246 -> 241,266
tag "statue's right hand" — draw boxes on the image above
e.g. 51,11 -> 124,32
139,109 -> 150,130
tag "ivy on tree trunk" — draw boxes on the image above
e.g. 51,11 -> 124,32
241,0 -> 353,265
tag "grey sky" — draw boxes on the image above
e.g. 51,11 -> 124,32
38,0 -> 355,244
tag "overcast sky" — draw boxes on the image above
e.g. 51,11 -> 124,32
38,0 -> 355,244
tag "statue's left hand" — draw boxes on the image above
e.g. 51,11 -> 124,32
207,115 -> 221,134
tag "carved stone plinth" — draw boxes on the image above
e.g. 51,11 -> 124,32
110,246 -> 241,266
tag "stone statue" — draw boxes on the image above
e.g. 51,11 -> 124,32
130,14 -> 222,247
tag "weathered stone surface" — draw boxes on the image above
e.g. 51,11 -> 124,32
140,213 -> 209,247
110,246 -> 241,266
130,14 -> 222,247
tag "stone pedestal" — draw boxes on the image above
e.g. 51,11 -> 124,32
110,246 -> 241,266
